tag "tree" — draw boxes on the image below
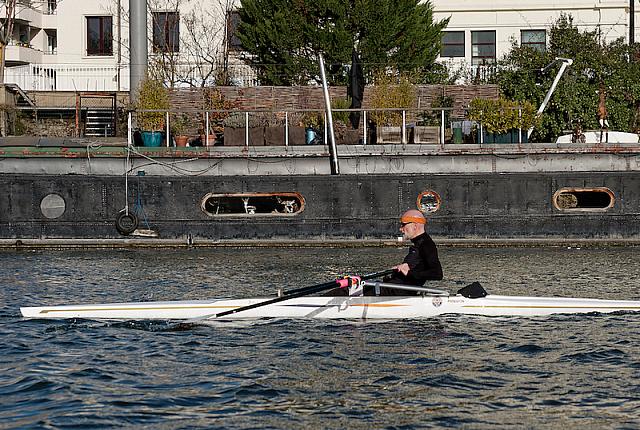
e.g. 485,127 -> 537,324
495,14 -> 640,142
0,0 -> 17,85
236,0 -> 449,86
109,0 -> 235,88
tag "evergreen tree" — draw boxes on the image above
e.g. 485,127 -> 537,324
236,0 -> 448,85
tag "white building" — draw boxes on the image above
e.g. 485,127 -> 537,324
2,0 -> 638,91
433,0 -> 637,71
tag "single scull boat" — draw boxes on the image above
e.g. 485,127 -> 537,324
20,280 -> 640,320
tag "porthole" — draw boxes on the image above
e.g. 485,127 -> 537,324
202,192 -> 305,217
40,194 -> 66,219
417,190 -> 441,214
552,187 -> 615,211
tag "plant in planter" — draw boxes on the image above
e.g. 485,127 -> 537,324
223,111 -> 269,146
415,95 -> 454,144
172,113 -> 190,147
467,97 -> 538,143
134,77 -> 170,147
300,111 -> 324,145
201,88 -> 239,146
368,72 -> 416,143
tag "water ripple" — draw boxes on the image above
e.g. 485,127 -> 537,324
2,247 -> 640,428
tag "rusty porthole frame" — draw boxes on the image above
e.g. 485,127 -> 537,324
416,190 -> 442,214
552,187 -> 615,212
201,192 -> 306,217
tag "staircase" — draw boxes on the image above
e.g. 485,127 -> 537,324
85,109 -> 115,137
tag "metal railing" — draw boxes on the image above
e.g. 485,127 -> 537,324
127,107 -> 500,148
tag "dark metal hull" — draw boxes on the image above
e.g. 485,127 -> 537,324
2,171 -> 639,243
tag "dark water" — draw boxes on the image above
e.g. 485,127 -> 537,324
1,247 -> 640,429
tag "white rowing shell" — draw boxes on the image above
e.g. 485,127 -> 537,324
20,294 -> 640,320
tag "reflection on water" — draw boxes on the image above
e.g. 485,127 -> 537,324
1,247 -> 640,428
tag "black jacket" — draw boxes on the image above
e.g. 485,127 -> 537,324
386,232 -> 443,286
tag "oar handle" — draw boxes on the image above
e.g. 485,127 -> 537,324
281,268 -> 394,296
214,268 -> 394,319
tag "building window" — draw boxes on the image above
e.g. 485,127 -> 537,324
46,30 -> 57,54
471,31 -> 496,65
227,10 -> 242,51
47,0 -> 57,15
521,30 -> 546,52
153,12 -> 180,53
441,31 -> 465,57
86,16 -> 112,56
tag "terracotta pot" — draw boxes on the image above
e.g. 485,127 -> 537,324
175,135 -> 189,147
200,134 -> 217,146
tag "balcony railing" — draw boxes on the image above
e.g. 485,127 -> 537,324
4,63 -> 259,91
5,64 -> 131,91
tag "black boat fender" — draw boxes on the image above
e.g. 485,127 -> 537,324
115,210 -> 138,235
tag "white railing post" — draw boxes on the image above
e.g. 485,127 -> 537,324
245,112 -> 249,147
206,112 -> 210,146
166,111 -> 170,147
402,110 -> 407,144
440,109 -> 445,146
127,111 -> 132,146
363,110 -> 367,145
285,111 -> 289,146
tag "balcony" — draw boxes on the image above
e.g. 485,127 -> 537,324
4,64 -> 131,91
5,43 -> 43,66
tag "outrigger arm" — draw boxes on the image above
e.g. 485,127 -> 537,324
527,57 -> 573,139
361,280 -> 449,296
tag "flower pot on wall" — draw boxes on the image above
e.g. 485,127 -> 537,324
376,126 -> 402,144
412,126 -> 440,144
223,127 -> 265,146
174,135 -> 189,147
142,131 -> 164,147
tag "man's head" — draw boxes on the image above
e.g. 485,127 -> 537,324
399,209 -> 426,240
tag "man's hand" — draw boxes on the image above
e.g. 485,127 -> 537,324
394,263 -> 410,276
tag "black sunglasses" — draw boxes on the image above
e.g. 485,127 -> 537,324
400,222 -> 412,227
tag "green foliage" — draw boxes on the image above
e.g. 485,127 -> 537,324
368,73 -> 416,126
134,77 -> 170,131
237,0 -> 449,85
418,94 -> 453,126
331,97 -> 351,124
495,13 -> 640,141
202,88 -> 240,133
468,98 -> 538,134
171,113 -> 190,135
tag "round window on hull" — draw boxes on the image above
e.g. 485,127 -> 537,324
553,188 -> 615,211
40,194 -> 66,219
202,193 -> 305,217
417,190 -> 441,214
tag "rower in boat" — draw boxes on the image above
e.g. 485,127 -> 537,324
381,209 -> 443,295
326,210 -> 443,296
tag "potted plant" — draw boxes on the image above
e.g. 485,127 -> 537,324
223,111 -> 268,146
172,113 -> 190,147
468,97 -> 538,143
331,97 -> 360,145
202,88 -> 239,146
368,73 -> 416,143
301,111 -> 324,145
414,95 -> 453,144
134,76 -> 170,147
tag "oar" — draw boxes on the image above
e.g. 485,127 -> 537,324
186,268 -> 394,323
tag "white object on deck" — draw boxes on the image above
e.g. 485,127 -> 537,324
20,294 -> 640,320
555,131 -> 639,144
